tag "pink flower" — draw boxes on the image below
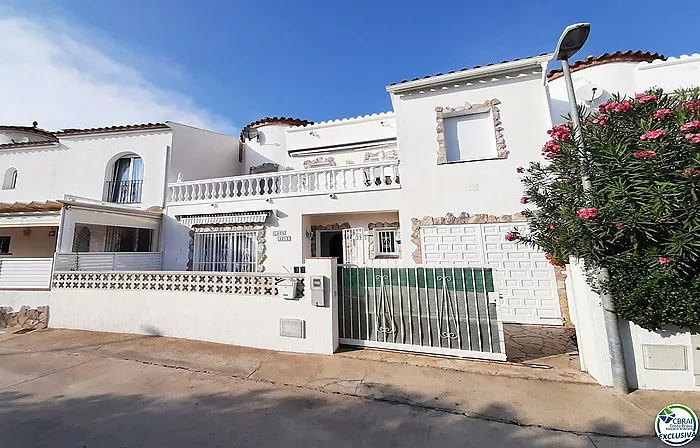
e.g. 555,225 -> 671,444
516,166 -> 524,173
549,223 -> 556,230
592,115 -> 608,126
543,140 -> 561,152
658,257 -> 671,264
577,207 -> 598,219
546,124 -> 571,142
505,233 -> 514,241
680,121 -> 700,131
683,100 -> 700,111
520,197 -> 528,204
633,150 -> 656,159
640,129 -> 664,140
546,152 -> 557,158
636,94 -> 658,104
653,109 -> 673,120
615,223 -> 624,229
686,133 -> 700,143
615,101 -> 632,112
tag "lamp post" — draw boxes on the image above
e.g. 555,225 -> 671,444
553,23 -> 629,394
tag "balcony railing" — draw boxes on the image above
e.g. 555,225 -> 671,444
54,252 -> 162,272
168,160 -> 400,204
104,180 -> 143,204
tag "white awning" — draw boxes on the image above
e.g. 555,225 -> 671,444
178,211 -> 271,228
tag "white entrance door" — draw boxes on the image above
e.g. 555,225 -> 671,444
420,223 -> 562,325
342,228 -> 365,265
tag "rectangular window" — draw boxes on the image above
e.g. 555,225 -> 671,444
0,236 -> 10,254
443,110 -> 497,163
374,229 -> 398,257
72,224 -> 153,253
193,231 -> 257,272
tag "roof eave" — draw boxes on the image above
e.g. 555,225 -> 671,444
386,53 -> 553,94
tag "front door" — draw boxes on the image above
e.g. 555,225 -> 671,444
319,230 -> 344,264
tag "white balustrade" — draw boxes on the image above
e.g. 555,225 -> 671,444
167,160 -> 400,204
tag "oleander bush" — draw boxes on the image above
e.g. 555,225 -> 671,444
508,88 -> 700,330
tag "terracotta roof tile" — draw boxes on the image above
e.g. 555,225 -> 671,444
55,122 -> 169,136
389,53 -> 551,86
0,124 -> 59,149
547,50 -> 665,81
240,116 -> 313,140
0,140 -> 59,149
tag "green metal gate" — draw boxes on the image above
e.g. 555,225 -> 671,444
337,266 -> 506,360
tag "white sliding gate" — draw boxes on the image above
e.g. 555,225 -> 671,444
337,265 -> 506,361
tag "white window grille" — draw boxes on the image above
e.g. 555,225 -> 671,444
374,229 -> 398,256
193,231 -> 257,272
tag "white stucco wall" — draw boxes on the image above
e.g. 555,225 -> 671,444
167,122 -> 242,183
547,54 -> 700,125
390,72 -> 551,264
547,62 -> 640,122
0,226 -> 57,257
243,124 -> 291,173
636,54 -> 700,92
0,130 -> 172,208
566,258 -> 697,391
48,258 -> 339,355
0,290 -> 51,310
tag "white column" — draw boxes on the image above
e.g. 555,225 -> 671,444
304,257 -> 339,354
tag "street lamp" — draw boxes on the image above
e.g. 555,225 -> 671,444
553,24 -> 629,394
554,23 -> 591,189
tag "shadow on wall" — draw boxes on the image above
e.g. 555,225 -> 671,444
140,325 -> 164,337
0,384 -> 632,447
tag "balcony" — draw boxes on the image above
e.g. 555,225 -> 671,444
168,160 -> 400,205
104,180 -> 143,204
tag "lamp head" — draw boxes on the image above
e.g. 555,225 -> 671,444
553,23 -> 590,61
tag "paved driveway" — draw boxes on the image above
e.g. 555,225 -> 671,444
0,329 -> 689,447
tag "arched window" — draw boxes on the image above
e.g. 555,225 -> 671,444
106,155 -> 143,203
2,168 -> 17,190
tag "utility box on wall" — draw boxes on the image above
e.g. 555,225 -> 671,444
643,344 -> 688,371
310,275 -> 325,307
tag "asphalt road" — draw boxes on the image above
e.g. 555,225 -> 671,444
0,331 -> 674,447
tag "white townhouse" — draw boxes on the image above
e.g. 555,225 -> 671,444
0,121 -> 236,288
4,48 -> 700,391
163,54 -> 568,327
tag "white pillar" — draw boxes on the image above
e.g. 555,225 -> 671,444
304,257 -> 338,354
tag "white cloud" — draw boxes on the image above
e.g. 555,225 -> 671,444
0,16 -> 235,134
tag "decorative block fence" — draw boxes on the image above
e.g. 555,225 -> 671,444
52,271 -> 303,296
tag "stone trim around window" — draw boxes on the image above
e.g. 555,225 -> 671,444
368,221 -> 401,259
309,222 -> 351,257
187,224 -> 267,272
303,156 -> 336,169
435,98 -> 507,164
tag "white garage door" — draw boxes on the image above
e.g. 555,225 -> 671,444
420,223 -> 562,325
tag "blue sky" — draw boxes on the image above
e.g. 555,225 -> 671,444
1,0 -> 698,133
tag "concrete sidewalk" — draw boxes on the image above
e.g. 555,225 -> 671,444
1,329 -> 698,443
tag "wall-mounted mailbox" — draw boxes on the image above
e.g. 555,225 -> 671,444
277,278 -> 298,300
310,275 -> 325,307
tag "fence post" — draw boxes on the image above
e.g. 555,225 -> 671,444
304,257 -> 338,354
